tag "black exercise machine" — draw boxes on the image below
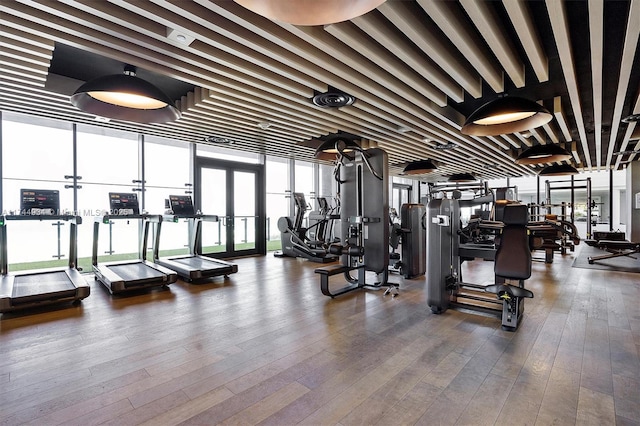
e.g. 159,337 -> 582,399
93,193 -> 177,294
0,189 -> 89,313
314,144 -> 399,298
528,215 -> 580,263
307,197 -> 339,245
585,231 -> 639,264
427,191 -> 533,331
155,195 -> 238,281
389,204 -> 426,279
274,192 -> 338,263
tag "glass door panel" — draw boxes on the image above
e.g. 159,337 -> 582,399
197,158 -> 264,257
234,171 -> 256,251
200,167 -> 227,254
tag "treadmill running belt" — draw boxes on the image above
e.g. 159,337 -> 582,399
170,256 -> 230,269
12,271 -> 75,298
107,263 -> 165,281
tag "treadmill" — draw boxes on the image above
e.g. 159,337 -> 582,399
0,189 -> 90,313
155,195 -> 238,282
93,193 -> 177,294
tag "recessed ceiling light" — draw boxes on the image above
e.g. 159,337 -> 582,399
166,27 -> 195,46
257,121 -> 271,130
94,116 -> 110,123
397,125 -> 411,133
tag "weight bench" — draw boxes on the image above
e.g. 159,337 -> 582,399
315,263 -> 399,298
587,240 -> 640,264
315,264 -> 365,297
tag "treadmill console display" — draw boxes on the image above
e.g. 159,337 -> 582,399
169,195 -> 195,216
109,193 -> 140,215
20,189 -> 60,215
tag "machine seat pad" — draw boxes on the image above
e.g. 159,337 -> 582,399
495,204 -> 531,280
315,264 -> 363,276
593,231 -> 626,241
596,240 -> 639,250
495,227 -> 532,279
501,203 -> 529,226
485,284 -> 533,299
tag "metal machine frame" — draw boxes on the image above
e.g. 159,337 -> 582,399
315,146 -> 398,298
0,214 -> 89,313
274,192 -> 338,263
156,195 -> 238,282
93,212 -> 177,294
426,193 -> 533,331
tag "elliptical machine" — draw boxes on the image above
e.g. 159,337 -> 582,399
308,197 -> 339,245
274,192 -> 337,263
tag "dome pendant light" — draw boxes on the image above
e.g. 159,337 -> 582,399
461,96 -> 552,136
233,0 -> 386,26
70,65 -> 181,124
402,159 -> 437,175
538,164 -> 579,176
448,172 -> 476,182
515,143 -> 572,165
315,137 -> 361,161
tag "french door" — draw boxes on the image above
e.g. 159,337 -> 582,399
195,158 -> 265,258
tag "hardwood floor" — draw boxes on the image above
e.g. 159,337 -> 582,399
0,248 -> 638,425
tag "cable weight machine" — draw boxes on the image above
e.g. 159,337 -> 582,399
314,141 -> 398,298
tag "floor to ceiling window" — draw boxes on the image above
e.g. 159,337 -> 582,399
75,125 -> 141,271
265,156 -> 289,251
144,136 -> 192,257
1,114 -> 74,271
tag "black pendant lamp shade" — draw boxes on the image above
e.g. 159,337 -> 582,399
515,143 -> 572,165
448,172 -> 476,182
314,137 -> 361,161
70,66 -> 181,124
402,159 -> 437,175
538,164 -> 579,176
461,96 -> 552,136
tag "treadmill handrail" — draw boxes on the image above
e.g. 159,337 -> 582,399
95,213 -> 162,223
92,214 -> 163,266
3,214 -> 81,224
163,214 -> 219,222
155,214 -> 216,259
0,215 -> 82,274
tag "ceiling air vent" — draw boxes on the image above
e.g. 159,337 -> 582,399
433,142 -> 457,150
311,86 -> 355,108
622,113 -> 640,123
204,136 -> 233,144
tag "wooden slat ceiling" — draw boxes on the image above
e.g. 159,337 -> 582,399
0,0 -> 639,181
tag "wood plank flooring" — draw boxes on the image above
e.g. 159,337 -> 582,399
0,248 -> 638,425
